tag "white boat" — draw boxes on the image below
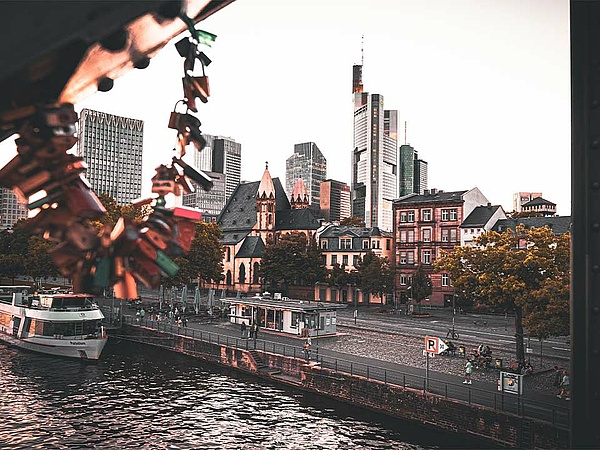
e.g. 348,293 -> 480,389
0,286 -> 107,360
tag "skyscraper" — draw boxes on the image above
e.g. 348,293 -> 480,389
351,64 -> 398,231
399,144 -> 428,196
0,187 -> 27,230
77,108 -> 143,205
182,134 -> 241,219
320,180 -> 351,223
285,142 -> 327,206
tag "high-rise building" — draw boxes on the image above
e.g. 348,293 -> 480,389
285,142 -> 327,206
399,144 -> 428,196
320,180 -> 351,223
0,187 -> 27,230
351,64 -> 397,231
77,108 -> 143,205
182,134 -> 241,218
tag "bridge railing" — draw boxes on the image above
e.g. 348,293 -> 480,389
120,315 -> 570,428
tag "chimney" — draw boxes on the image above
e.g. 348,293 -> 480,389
424,189 -> 430,195
431,188 -> 437,195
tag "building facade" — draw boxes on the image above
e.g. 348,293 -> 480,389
315,224 -> 394,305
77,108 -> 143,205
351,64 -> 398,232
393,188 -> 489,307
0,187 -> 27,230
182,171 -> 226,221
521,197 -> 557,216
460,204 -> 507,247
513,192 -> 542,212
399,144 -> 428,196
285,142 -> 327,207
319,179 -> 351,223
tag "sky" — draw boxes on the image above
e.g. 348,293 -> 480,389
0,0 -> 571,214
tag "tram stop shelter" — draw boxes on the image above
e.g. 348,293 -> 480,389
224,296 -> 347,337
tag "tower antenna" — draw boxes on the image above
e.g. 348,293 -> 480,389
405,121 -> 407,145
361,35 -> 364,65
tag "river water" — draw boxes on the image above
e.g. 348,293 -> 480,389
0,340 -> 482,449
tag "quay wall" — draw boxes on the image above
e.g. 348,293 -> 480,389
115,324 -> 568,449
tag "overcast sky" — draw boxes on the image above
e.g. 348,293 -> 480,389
1,0 -> 571,214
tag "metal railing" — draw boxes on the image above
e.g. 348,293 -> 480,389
118,315 -> 570,428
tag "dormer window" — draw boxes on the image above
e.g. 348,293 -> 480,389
321,240 -> 328,250
340,238 -> 352,250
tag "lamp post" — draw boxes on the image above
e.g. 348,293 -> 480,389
452,293 -> 456,336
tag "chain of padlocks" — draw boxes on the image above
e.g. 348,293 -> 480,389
0,32 -> 214,299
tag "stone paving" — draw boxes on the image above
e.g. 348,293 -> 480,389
318,325 -> 566,393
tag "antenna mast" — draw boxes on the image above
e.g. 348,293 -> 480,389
361,35 -> 364,65
405,121 -> 407,145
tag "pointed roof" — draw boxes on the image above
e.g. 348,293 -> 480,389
461,205 -> 503,228
257,162 -> 275,199
291,178 -> 308,202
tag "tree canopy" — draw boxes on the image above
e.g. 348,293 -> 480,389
434,224 -> 570,366
355,251 -> 394,302
409,264 -> 432,313
260,232 -> 325,294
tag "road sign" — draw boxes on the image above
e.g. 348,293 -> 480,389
425,335 -> 448,354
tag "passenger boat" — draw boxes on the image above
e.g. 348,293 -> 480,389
0,286 -> 107,360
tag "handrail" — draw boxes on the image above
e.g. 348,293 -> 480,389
120,315 -> 570,428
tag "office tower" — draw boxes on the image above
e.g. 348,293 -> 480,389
285,142 -> 327,206
320,180 -> 351,223
399,144 -> 429,196
0,187 -> 27,230
77,108 -> 143,205
351,64 -> 398,231
182,134 -> 241,217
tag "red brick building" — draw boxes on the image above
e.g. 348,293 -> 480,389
393,188 -> 490,307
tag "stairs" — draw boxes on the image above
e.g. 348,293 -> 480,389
248,350 -> 281,375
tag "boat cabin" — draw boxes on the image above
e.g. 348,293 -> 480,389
225,295 -> 347,337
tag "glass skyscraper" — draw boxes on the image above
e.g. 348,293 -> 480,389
77,108 -> 143,205
0,186 -> 27,230
285,142 -> 327,206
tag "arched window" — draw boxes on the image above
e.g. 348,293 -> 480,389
226,270 -> 232,285
239,263 -> 246,284
226,247 -> 231,262
253,262 -> 260,284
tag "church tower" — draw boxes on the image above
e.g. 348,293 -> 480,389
290,177 -> 309,209
256,162 -> 276,235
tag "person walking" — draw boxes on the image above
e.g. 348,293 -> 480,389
303,340 -> 311,362
463,360 -> 473,384
558,370 -> 570,400
240,321 -> 247,339
252,322 -> 259,340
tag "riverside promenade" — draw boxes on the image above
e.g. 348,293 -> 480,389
107,302 -> 570,448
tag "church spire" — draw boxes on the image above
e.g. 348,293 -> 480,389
257,161 -> 275,199
290,177 -> 309,209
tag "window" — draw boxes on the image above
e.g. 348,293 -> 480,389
407,211 -> 415,222
441,229 -> 449,242
423,250 -> 431,264
321,240 -> 327,250
400,252 -> 407,264
408,230 -> 414,242
441,210 -> 449,221
340,238 -> 352,249
450,229 -> 457,242
423,229 -> 431,242
422,209 -> 432,221
400,274 -> 407,285
449,209 -> 458,221
400,212 -> 407,222
407,252 -> 414,264
362,240 -> 369,249
442,273 -> 450,286
353,255 -> 359,266
400,230 -> 407,242
331,255 -> 337,265
342,255 -> 348,265
386,239 -> 390,250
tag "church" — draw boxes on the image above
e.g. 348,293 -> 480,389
217,163 -> 322,294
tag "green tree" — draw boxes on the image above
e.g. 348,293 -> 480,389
93,193 -> 149,229
355,251 -> 394,303
327,263 -> 351,302
0,254 -> 25,284
340,216 -> 366,227
410,264 -> 433,313
24,236 -> 58,285
434,224 -> 570,367
260,232 -> 325,294
186,222 -> 225,286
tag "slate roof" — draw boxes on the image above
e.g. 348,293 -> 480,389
492,216 -> 571,235
235,235 -> 266,258
320,225 -> 392,238
393,190 -> 468,205
522,196 -> 556,207
275,208 -> 321,230
461,205 -> 503,228
217,177 -> 289,232
221,230 -> 251,245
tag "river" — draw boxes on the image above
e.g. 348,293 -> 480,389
0,340 -> 485,449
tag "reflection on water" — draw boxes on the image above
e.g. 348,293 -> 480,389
0,340 -> 482,449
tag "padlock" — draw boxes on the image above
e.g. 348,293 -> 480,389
173,219 -> 197,253
140,227 -> 168,250
66,222 -> 99,250
131,257 -> 161,287
113,271 -> 138,300
63,178 -> 106,219
172,206 -> 203,221
154,249 -> 179,277
92,257 -> 112,288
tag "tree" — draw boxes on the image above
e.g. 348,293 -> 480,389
340,216 -> 366,227
355,251 -> 394,303
260,232 -> 325,294
0,254 -> 24,284
410,264 -> 433,313
434,224 -> 570,367
24,236 -> 58,285
93,193 -> 149,229
185,222 -> 225,286
327,263 -> 352,302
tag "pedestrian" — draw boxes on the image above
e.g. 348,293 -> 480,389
249,322 -> 254,339
463,360 -> 473,384
182,316 -> 187,327
303,340 -> 311,362
241,321 -> 247,338
553,365 -> 563,394
558,370 -> 570,400
252,322 -> 259,340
